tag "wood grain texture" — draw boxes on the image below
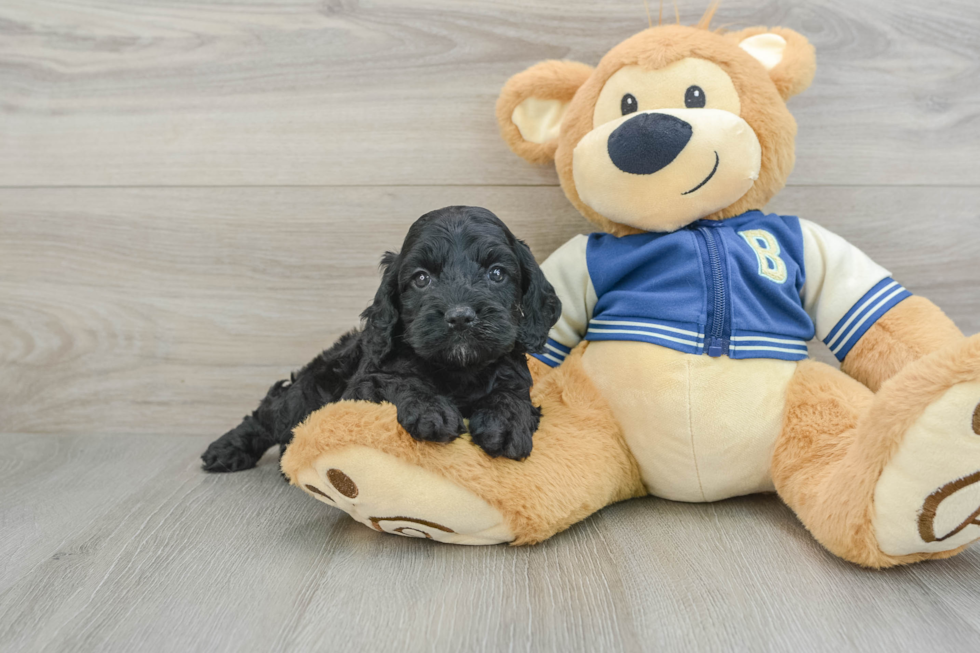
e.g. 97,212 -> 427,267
2,433 -> 980,653
3,0 -> 980,650
1,0 -> 978,187
2,185 -> 978,436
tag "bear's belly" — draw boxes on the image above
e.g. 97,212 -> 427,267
581,340 -> 799,502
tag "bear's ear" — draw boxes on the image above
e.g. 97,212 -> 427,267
727,27 -> 816,100
496,60 -> 594,164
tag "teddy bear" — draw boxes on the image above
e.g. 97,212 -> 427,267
280,12 -> 980,567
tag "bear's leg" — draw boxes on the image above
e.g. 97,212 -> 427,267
773,335 -> 980,567
280,345 -> 647,545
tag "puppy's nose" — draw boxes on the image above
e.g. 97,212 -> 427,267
445,306 -> 476,330
607,112 -> 693,175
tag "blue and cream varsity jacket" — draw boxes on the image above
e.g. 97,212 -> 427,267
533,210 -> 911,367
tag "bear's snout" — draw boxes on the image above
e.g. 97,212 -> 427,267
607,112 -> 693,175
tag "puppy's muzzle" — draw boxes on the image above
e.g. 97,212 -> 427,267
607,112 -> 693,175
445,305 -> 476,330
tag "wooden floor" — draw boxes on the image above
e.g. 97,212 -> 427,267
2,0 -> 979,651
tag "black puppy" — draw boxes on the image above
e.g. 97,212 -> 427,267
201,206 -> 561,471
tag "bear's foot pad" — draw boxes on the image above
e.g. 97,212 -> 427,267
874,381 -> 980,556
292,445 -> 514,545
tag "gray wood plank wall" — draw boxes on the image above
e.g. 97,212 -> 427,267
2,1 -> 979,651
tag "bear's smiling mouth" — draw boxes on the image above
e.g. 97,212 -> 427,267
681,151 -> 720,195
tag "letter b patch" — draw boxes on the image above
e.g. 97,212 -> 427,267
739,229 -> 788,284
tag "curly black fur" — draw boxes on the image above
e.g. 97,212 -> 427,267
201,206 -> 562,471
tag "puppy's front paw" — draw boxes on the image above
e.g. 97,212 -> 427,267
397,396 -> 465,444
201,440 -> 260,473
468,409 -> 535,460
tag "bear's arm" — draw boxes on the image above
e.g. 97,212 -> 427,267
800,219 -> 964,392
530,234 -> 597,369
527,355 -> 555,384
841,297 -> 963,392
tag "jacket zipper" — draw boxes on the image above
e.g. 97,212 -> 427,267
695,224 -> 729,357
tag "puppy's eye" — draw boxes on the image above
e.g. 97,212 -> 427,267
620,93 -> 638,116
488,266 -> 506,283
412,271 -> 430,288
685,85 -> 706,108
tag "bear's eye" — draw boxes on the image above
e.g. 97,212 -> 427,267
685,85 -> 706,108
412,271 -> 430,288
620,93 -> 638,116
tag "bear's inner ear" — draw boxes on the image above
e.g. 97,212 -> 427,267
739,33 -> 787,71
512,97 -> 569,146
496,60 -> 593,165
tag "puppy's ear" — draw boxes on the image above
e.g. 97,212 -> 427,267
515,240 -> 561,353
360,251 -> 400,359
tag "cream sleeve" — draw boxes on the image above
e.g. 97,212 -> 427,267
532,234 -> 599,367
799,218 -> 911,361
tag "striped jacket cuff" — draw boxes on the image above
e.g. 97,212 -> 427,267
532,338 -> 572,368
824,278 -> 912,362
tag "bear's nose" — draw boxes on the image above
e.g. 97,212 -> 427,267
607,112 -> 693,175
445,305 -> 476,330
